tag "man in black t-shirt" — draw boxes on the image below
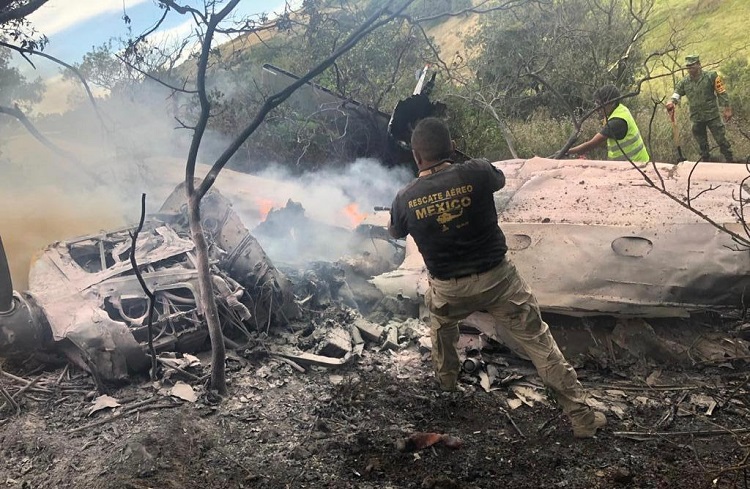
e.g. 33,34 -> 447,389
389,118 -> 606,438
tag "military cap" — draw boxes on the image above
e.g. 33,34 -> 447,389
685,54 -> 700,66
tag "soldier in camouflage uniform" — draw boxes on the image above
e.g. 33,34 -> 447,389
666,54 -> 734,162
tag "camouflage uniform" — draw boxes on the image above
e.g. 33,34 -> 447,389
672,65 -> 733,162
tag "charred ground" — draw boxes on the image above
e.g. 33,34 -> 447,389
1,306 -> 749,489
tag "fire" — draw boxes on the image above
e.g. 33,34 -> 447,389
256,198 -> 277,221
342,202 -> 367,228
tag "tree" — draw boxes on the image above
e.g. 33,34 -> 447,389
0,3 -> 49,158
444,0 -> 653,157
1,0 -> 112,164
459,0 -> 654,121
178,0 -> 439,172
0,48 -> 42,108
0,0 -> 49,51
121,0 -> 420,394
0,0 -> 47,115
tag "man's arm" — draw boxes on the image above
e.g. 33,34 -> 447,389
388,222 -> 404,239
666,80 -> 685,112
484,161 -> 505,192
569,133 -> 607,156
569,117 -> 626,155
388,194 -> 408,239
714,72 -> 732,122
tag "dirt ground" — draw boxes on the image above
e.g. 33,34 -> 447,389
1,313 -> 750,489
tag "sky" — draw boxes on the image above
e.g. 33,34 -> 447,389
21,0 -> 288,77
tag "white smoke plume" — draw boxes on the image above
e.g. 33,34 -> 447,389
1,76 -> 413,287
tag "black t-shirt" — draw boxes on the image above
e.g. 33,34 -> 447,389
389,159 -> 508,279
600,117 -> 628,140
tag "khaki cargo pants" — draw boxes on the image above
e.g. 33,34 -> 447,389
426,257 -> 592,421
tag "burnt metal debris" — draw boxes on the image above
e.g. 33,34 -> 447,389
3,63 -> 750,389
3,157 -> 750,387
0,185 -> 300,384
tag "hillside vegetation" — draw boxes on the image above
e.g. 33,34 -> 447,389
421,0 -> 750,163
424,0 -> 749,76
648,0 -> 749,63
36,0 -> 750,168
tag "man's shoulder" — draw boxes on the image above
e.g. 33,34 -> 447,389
460,158 -> 496,171
466,157 -> 491,164
695,70 -> 720,82
605,116 -> 627,127
395,178 -> 421,199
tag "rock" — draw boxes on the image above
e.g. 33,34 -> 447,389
611,467 -> 633,484
353,317 -> 385,343
315,327 -> 352,358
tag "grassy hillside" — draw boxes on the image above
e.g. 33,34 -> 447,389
425,0 -> 750,67
647,0 -> 749,64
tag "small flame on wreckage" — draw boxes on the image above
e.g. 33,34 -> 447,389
254,198 -> 367,228
342,202 -> 367,228
256,198 -> 279,221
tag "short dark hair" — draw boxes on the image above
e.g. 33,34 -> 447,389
410,117 -> 453,162
594,84 -> 621,105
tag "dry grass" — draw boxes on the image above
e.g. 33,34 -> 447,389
647,0 -> 750,65
502,109 -> 750,164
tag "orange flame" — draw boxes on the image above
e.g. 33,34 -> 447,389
257,198 -> 277,221
342,202 -> 367,228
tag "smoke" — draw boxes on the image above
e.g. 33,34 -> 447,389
0,78 -> 207,288
0,188 -> 126,290
241,159 -> 412,266
0,74 -> 413,288
254,159 -> 411,226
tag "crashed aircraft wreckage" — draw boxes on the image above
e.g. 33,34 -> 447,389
2,157 -> 749,384
0,184 -> 299,384
368,157 -> 750,319
2,60 -> 750,383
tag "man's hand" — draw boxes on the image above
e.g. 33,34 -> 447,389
723,106 -> 733,123
665,100 -> 675,113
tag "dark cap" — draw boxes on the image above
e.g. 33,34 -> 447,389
594,84 -> 621,105
685,54 -> 700,66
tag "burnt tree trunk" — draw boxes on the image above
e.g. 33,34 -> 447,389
187,193 -> 227,394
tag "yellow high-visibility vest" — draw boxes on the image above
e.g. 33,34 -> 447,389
606,104 -> 650,162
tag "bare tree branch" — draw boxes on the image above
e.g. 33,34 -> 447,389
123,6 -> 170,59
0,104 -> 108,186
447,91 -> 519,158
0,40 -> 108,129
195,0 -> 418,200
157,0 -> 206,22
177,0 -> 243,396
128,193 -> 158,381
114,53 -> 197,94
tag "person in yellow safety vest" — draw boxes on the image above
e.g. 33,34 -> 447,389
567,85 -> 650,162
